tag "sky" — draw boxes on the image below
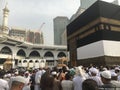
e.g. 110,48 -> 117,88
0,0 -> 118,45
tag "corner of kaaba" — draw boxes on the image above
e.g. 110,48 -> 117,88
67,0 -> 120,67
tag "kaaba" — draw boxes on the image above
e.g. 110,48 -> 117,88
67,0 -> 120,67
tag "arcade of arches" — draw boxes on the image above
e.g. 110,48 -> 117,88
0,45 -> 67,69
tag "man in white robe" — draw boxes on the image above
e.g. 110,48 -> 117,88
34,68 -> 45,90
73,66 -> 86,90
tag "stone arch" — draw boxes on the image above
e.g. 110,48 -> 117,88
23,60 -> 27,63
19,60 -> 22,63
35,60 -> 39,63
57,52 -> 66,58
29,60 -> 33,63
0,46 -> 12,55
44,51 -> 54,57
29,51 -> 40,58
22,59 -> 28,67
17,49 -> 26,57
44,51 -> 54,66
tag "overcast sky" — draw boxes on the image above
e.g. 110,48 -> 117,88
0,0 -> 118,45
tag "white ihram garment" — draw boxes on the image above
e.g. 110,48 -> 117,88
73,75 -> 86,90
0,78 -> 9,90
34,70 -> 45,90
61,80 -> 73,90
23,76 -> 31,90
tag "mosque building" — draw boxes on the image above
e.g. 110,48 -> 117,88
0,3 -> 67,70
0,3 -> 44,44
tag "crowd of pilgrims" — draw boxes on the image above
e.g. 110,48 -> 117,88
0,65 -> 120,90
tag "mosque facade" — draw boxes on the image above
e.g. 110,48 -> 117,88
0,3 -> 68,70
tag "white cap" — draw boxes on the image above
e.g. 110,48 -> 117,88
101,70 -> 111,79
14,71 -> 18,75
51,71 -> 57,75
89,67 -> 98,74
13,76 -> 26,84
115,67 -> 120,71
25,71 -> 29,74
7,73 -> 11,77
103,68 -> 107,71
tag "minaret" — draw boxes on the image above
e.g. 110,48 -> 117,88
2,3 -> 9,34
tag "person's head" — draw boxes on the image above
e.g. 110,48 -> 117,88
62,66 -> 67,73
89,67 -> 98,76
100,70 -> 111,84
82,79 -> 98,90
69,68 -> 75,77
0,70 -> 5,78
115,67 -> 120,74
65,73 -> 71,80
14,71 -> 19,76
24,71 -> 29,77
10,76 -> 26,90
52,66 -> 59,73
51,71 -> 57,78
111,72 -> 118,80
10,81 -> 24,90
75,66 -> 85,77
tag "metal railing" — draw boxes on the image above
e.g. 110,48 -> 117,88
99,87 -> 120,90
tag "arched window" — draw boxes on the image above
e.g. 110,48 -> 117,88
19,60 -> 22,63
17,49 -> 26,57
29,60 -> 33,63
44,51 -> 54,57
29,51 -> 40,57
23,60 -> 27,63
35,60 -> 39,63
0,46 -> 12,55
57,52 -> 66,58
